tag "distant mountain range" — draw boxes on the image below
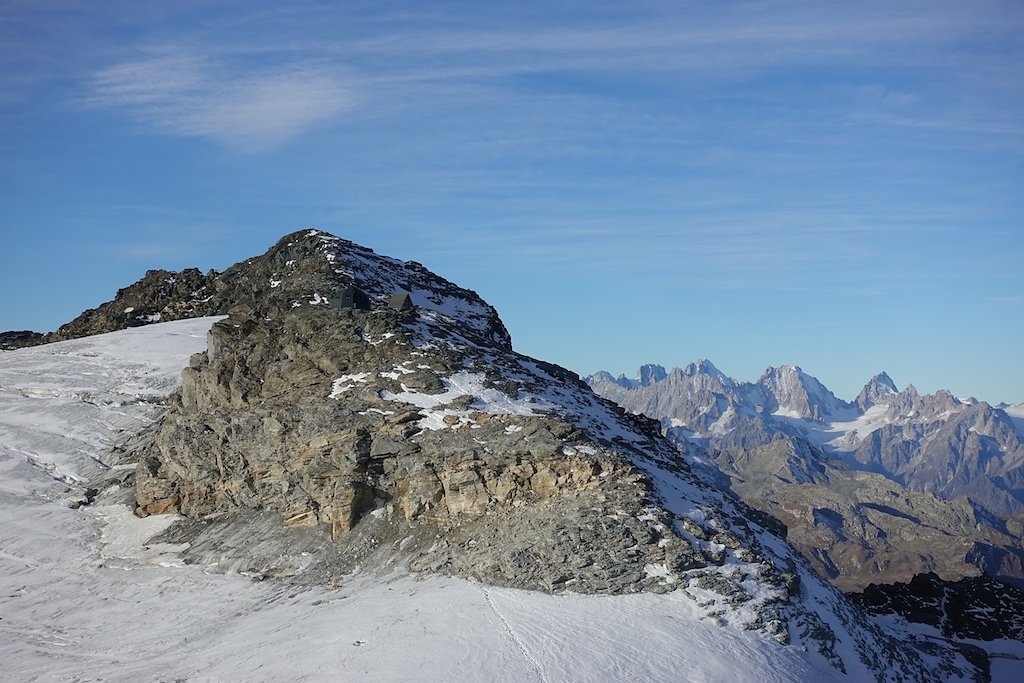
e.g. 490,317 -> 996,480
588,362 -> 1024,589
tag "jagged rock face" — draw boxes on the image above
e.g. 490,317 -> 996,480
853,401 -> 1024,518
53,267 -> 220,339
758,365 -> 852,421
638,363 -> 668,385
588,361 -> 851,435
588,364 -> 1024,518
128,232 -> 719,596
1,268 -> 219,348
856,372 -> 898,411
123,230 -> 972,679
851,573 -> 1024,642
212,230 -> 512,348
588,360 -> 746,437
589,363 -> 1024,517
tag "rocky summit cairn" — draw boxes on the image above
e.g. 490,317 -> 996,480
108,229 -> 976,680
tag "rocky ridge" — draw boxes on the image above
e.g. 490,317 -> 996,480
0,330 -> 44,350
90,229 -> 975,680
2,267 -> 221,348
851,572 -> 1024,643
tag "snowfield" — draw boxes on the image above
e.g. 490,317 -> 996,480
1004,404 -> 1024,440
0,319 -> 974,681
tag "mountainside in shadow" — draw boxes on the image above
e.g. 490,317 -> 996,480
851,572 -> 1024,643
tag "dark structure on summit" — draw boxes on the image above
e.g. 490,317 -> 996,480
388,292 -> 415,312
333,286 -> 371,310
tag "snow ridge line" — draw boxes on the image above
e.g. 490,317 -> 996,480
13,446 -> 86,486
476,583 -> 549,683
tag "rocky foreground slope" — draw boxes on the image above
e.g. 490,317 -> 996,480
63,228 -> 977,680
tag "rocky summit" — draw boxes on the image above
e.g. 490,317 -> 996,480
75,228 -> 973,680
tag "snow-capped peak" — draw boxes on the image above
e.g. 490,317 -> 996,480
637,363 -> 668,386
856,371 -> 899,410
758,365 -> 851,421
683,357 -> 722,377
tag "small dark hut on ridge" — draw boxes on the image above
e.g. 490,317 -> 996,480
388,291 -> 415,312
332,286 -> 370,310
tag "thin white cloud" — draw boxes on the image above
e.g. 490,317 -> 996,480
70,1 -> 1023,152
87,54 -> 353,151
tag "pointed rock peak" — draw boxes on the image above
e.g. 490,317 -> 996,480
683,358 -> 726,379
694,357 -> 721,373
759,364 -> 820,390
583,371 -> 638,390
871,371 -> 898,393
586,370 -> 616,383
856,372 -> 899,410
758,364 -> 805,384
222,228 -> 512,349
637,364 -> 668,386
758,364 -> 849,421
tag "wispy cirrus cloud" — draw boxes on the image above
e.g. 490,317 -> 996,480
68,1 -> 1022,154
86,54 -> 353,151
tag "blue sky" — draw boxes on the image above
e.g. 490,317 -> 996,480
1,1 -> 1022,403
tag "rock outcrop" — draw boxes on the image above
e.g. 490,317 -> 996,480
856,372 -> 899,411
130,232 -> 731,596
0,330 -> 44,350
2,228 -> 511,350
53,267 -> 221,339
114,229 -> 974,680
851,572 -> 1024,642
133,302 -> 696,594
2,268 -> 220,348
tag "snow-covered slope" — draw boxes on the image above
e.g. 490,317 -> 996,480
0,319 -> 976,681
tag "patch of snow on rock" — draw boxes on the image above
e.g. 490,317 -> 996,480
330,373 -> 370,398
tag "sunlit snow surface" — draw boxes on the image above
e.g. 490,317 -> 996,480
1004,404 -> 1024,440
0,319 -> 981,681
